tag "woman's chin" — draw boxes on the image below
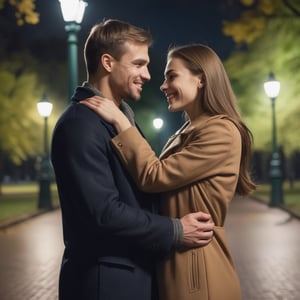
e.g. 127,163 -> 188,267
168,105 -> 178,112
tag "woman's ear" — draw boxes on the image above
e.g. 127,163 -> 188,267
198,74 -> 205,88
101,54 -> 114,73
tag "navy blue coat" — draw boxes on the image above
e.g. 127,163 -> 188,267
51,86 -> 174,300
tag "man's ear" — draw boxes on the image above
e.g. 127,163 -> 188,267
101,53 -> 114,73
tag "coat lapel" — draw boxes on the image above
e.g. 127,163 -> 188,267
159,114 -> 215,159
160,121 -> 193,158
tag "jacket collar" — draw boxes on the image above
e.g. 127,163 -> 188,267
159,121 -> 190,158
159,114 -> 222,158
71,82 -> 143,136
71,81 -> 103,102
72,82 -> 135,123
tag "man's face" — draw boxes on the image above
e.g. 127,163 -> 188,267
109,41 -> 151,103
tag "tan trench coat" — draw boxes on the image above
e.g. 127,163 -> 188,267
112,114 -> 242,300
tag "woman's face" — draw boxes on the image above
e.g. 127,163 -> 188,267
160,57 -> 203,118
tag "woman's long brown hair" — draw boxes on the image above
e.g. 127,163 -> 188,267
168,44 -> 256,195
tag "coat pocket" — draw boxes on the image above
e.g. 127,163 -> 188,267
97,256 -> 136,270
187,249 -> 207,293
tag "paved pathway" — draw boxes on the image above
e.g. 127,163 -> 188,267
0,197 -> 299,299
226,197 -> 300,300
0,210 -> 63,300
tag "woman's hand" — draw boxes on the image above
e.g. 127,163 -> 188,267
80,96 -> 131,133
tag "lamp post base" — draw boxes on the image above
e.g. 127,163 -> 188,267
269,177 -> 283,207
38,157 -> 52,210
38,180 -> 52,210
269,153 -> 283,207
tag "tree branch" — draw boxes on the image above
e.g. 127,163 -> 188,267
282,0 -> 300,16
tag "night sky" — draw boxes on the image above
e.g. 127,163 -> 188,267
12,0 -> 236,135
0,0 -> 239,147
29,0 -> 235,60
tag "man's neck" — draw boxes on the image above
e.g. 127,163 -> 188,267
87,79 -> 122,107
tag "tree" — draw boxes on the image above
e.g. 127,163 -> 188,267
0,52 -> 43,164
0,50 -> 67,165
0,0 -> 39,26
222,1 -> 300,154
222,0 -> 300,45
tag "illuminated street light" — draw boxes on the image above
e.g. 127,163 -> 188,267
152,118 -> 164,154
153,118 -> 164,130
263,72 -> 283,206
59,0 -> 87,101
37,94 -> 53,209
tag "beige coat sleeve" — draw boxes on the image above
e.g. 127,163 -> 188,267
111,118 -> 241,193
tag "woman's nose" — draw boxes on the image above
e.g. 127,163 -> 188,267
160,81 -> 167,92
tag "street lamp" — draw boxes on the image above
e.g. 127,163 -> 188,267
263,72 -> 283,206
153,118 -> 164,154
59,0 -> 87,101
37,94 -> 53,209
153,118 -> 164,130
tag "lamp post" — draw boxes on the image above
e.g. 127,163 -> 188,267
59,0 -> 87,101
37,95 -> 53,209
263,72 -> 283,206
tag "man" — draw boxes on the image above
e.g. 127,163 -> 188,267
51,19 -> 213,300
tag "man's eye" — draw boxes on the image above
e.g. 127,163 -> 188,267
135,62 -> 144,67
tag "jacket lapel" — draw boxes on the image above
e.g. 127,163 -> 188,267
159,114 -> 215,159
160,121 -> 193,158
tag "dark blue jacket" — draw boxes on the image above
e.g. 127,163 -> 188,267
51,86 -> 174,300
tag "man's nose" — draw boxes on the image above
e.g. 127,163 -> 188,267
142,67 -> 151,81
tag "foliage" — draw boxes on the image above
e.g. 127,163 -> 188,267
223,0 -> 300,45
224,16 -> 300,154
0,50 -> 67,165
0,52 -> 42,163
0,0 -> 39,25
221,0 -> 300,154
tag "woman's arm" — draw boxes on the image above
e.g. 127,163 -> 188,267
111,119 -> 241,193
81,96 -> 241,194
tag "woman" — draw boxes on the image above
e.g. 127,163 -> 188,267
81,44 -> 256,300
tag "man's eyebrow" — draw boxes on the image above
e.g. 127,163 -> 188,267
133,58 -> 150,64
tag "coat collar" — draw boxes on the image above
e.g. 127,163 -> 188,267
159,120 -> 192,159
72,82 -> 135,123
71,82 -> 144,137
70,82 -> 117,135
71,82 -> 101,102
159,114 -> 227,158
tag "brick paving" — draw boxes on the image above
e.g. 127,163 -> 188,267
0,210 -> 63,300
226,197 -> 300,300
0,197 -> 299,299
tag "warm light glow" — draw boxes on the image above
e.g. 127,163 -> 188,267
37,96 -> 53,117
264,73 -> 280,99
59,0 -> 87,23
153,118 -> 164,130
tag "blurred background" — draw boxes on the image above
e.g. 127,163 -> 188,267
0,0 -> 300,216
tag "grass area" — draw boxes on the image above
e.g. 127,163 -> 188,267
253,180 -> 300,215
0,180 -> 299,225
0,183 -> 59,224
